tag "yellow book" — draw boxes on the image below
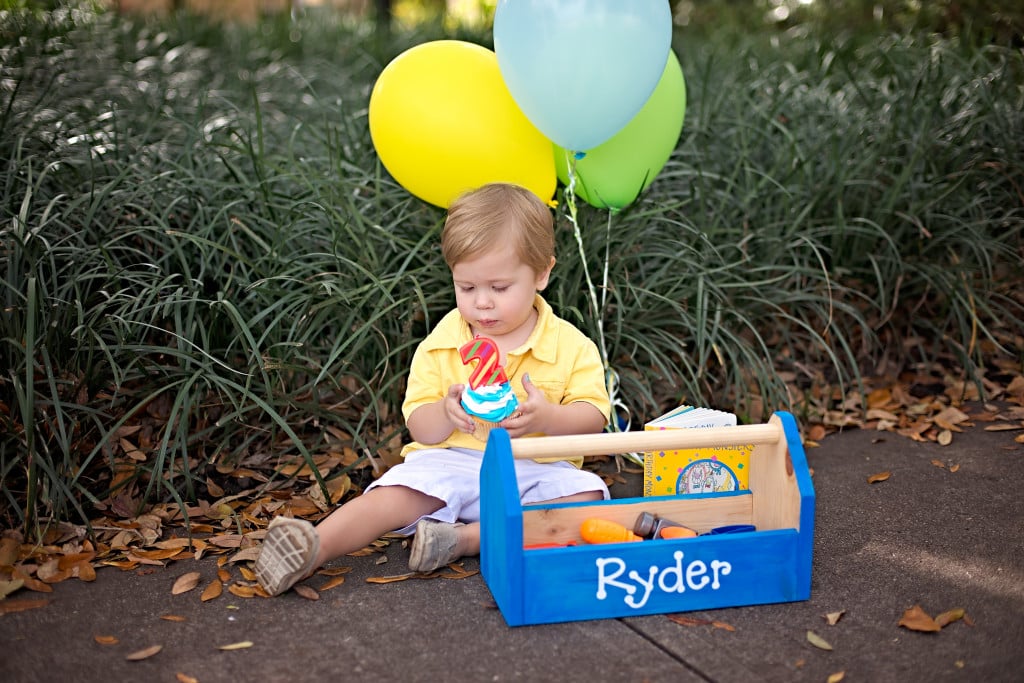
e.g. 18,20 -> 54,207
643,405 -> 750,496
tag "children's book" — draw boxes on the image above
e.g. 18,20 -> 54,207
643,405 -> 750,496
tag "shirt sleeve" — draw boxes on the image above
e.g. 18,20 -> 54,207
563,334 -> 612,423
402,341 -> 446,422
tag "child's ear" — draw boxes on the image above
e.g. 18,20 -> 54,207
535,257 -> 556,290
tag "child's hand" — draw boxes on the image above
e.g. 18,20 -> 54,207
445,384 -> 475,434
499,374 -> 550,437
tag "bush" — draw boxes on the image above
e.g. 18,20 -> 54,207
2,6 -> 1021,536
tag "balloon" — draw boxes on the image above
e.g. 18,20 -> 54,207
494,0 -> 672,153
368,40 -> 555,208
555,51 -> 687,210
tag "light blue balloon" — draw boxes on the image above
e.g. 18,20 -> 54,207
494,0 -> 672,153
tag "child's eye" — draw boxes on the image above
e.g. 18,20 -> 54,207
493,286 -> 509,293
459,285 -> 474,293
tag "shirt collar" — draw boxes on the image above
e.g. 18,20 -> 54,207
419,294 -> 558,363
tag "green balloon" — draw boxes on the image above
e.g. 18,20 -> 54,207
555,51 -> 686,210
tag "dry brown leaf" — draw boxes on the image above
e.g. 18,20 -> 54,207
218,641 -> 253,651
867,471 -> 891,484
366,573 -> 417,583
0,597 -> 49,613
824,610 -> 845,625
94,634 -> 119,645
0,578 -> 24,599
228,583 -> 257,598
935,607 -> 966,627
11,568 -> 52,593
930,459 -> 947,469
668,614 -> 713,627
899,604 -> 941,632
711,620 -> 736,631
126,644 -> 163,661
319,575 -> 346,591
0,537 -> 19,565
74,560 -> 97,582
201,579 -> 223,602
937,429 -> 953,446
950,463 -> 961,472
294,584 -> 319,600
806,630 -> 833,650
317,566 -> 353,577
985,422 -> 1024,431
171,571 -> 201,595
175,674 -> 199,683
160,614 -> 187,622
827,672 -> 846,683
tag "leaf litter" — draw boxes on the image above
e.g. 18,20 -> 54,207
0,358 -> 1020,629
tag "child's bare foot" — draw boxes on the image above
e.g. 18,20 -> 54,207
255,516 -> 319,596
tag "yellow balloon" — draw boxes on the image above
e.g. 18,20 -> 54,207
369,40 -> 555,209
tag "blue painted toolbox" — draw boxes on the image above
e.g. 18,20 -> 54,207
479,412 -> 814,626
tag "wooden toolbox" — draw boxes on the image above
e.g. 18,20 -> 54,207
479,412 -> 814,627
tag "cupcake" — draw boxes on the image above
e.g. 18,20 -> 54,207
459,335 -> 518,442
461,381 -> 519,441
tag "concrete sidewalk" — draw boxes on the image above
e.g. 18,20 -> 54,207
2,422 -> 1022,682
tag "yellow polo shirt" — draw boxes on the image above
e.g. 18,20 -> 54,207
401,294 -> 610,467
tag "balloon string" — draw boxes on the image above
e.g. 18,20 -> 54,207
563,153 -> 635,456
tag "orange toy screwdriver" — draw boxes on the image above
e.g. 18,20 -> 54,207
580,518 -> 643,544
658,526 -> 697,539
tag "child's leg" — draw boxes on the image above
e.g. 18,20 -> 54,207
313,485 -> 442,565
257,485 -> 441,595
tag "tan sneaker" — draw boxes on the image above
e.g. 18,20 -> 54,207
408,519 -> 463,572
255,516 -> 319,596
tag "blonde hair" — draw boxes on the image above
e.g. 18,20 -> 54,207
441,183 -> 554,274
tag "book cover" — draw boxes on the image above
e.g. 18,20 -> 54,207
643,406 -> 750,496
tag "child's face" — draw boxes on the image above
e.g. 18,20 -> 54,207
451,245 -> 553,341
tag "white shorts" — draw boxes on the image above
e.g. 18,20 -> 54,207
365,447 -> 610,535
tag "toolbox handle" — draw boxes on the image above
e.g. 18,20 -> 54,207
509,422 -> 782,460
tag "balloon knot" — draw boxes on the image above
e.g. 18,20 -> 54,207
574,151 -> 587,160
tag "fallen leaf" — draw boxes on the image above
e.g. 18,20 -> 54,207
899,604 -> 941,632
867,471 -> 891,484
171,571 -> 201,595
983,423 -> 1023,431
0,597 -> 49,613
934,607 -> 966,627
201,579 -> 223,602
937,429 -> 953,446
294,584 -> 319,600
930,459 -> 947,469
950,464 -> 961,472
228,583 -> 257,598
94,634 -> 119,645
668,615 -> 713,627
711,620 -> 736,631
827,672 -> 846,683
218,641 -> 253,651
176,674 -> 199,683
807,630 -> 833,650
319,576 -> 346,591
366,573 -> 417,583
160,614 -> 186,622
0,578 -> 24,599
0,537 -> 20,565
824,610 -> 845,625
126,644 -> 163,661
